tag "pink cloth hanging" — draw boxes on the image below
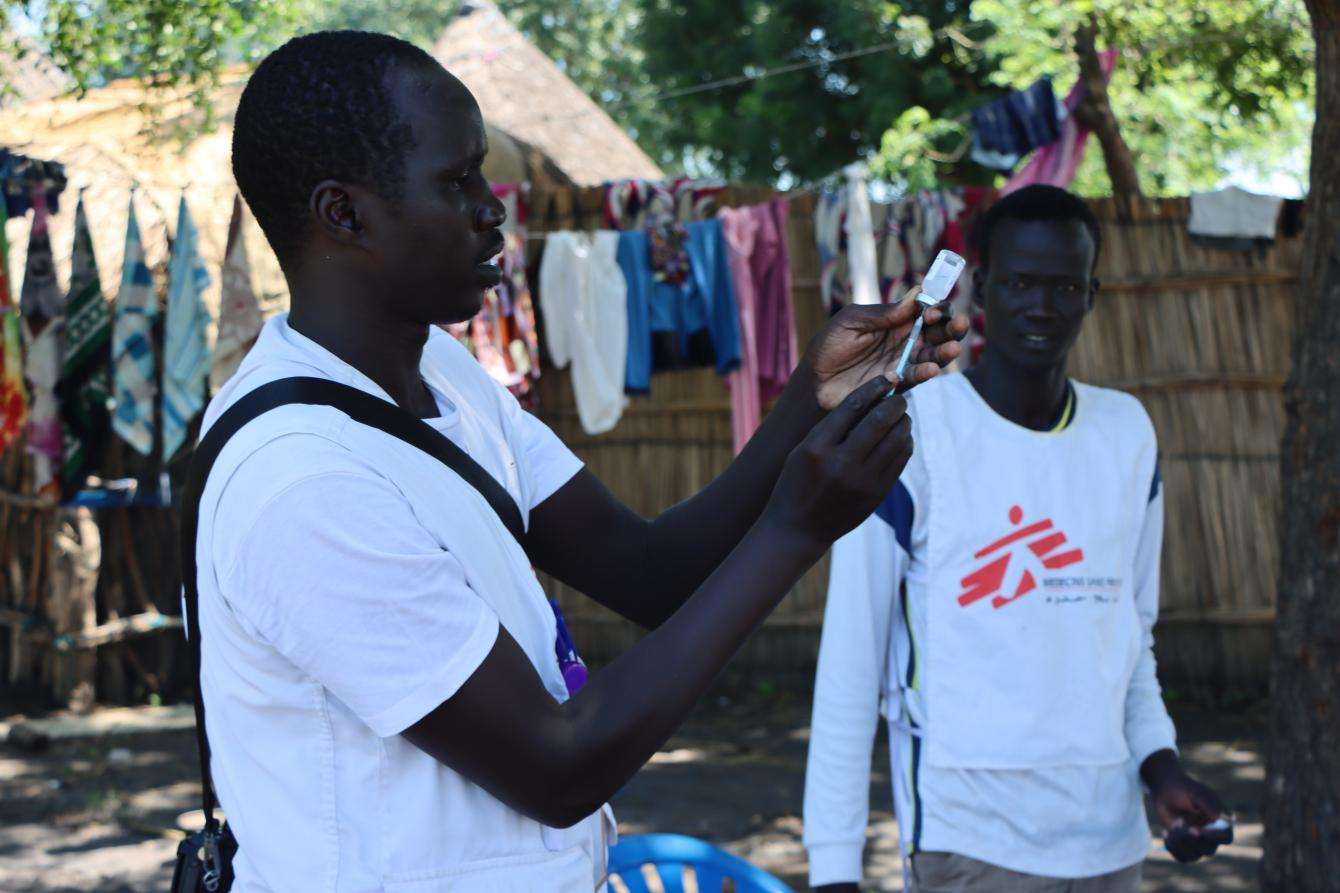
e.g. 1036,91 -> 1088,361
718,207 -> 761,454
1002,50 -> 1117,195
750,198 -> 796,404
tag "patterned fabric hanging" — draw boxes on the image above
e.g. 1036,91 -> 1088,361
57,195 -> 112,494
20,186 -> 65,498
161,196 -> 212,460
0,192 -> 28,454
19,190 -> 63,327
24,321 -> 63,499
211,195 -> 263,391
111,196 -> 158,456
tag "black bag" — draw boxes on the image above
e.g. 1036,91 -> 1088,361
173,377 -> 528,892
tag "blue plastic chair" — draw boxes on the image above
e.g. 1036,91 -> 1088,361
607,834 -> 793,893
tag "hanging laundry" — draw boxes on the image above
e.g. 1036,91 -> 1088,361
815,189 -> 849,314
684,218 -> 742,374
0,150 -> 67,219
749,198 -> 796,404
24,321 -> 63,499
617,220 -> 742,381
646,186 -> 692,286
111,199 -> 158,456
19,191 -> 64,327
1188,186 -> 1284,241
718,206 -> 761,453
57,196 -> 112,495
211,196 -> 263,391
538,231 -> 628,435
604,177 -> 726,231
604,179 -> 652,230
844,164 -> 881,306
877,188 -> 969,302
161,196 -> 212,461
971,77 -> 1061,171
617,230 -> 653,395
1003,51 -> 1117,195
604,178 -> 727,287
0,193 -> 27,455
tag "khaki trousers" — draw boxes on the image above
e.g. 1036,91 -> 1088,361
909,852 -> 1143,893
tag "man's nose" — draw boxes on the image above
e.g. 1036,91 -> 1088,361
475,198 -> 506,232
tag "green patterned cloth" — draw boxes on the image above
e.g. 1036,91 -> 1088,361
57,196 -> 112,494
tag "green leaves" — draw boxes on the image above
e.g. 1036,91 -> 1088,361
925,0 -> 1315,196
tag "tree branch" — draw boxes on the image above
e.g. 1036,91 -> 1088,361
1071,14 -> 1142,210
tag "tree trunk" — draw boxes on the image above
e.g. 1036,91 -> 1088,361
1262,2 -> 1340,889
1071,16 -> 1142,212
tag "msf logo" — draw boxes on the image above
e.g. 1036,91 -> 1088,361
958,506 -> 1084,610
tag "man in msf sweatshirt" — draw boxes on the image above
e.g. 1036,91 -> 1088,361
803,186 -> 1229,893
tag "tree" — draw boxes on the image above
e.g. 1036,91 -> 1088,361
626,1 -> 1002,185
1261,1 -> 1340,888
4,1 -> 295,112
883,0 -> 1315,196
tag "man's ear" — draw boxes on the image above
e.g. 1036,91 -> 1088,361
1088,276 -> 1101,312
311,180 -> 365,247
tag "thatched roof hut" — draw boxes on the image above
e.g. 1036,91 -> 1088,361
1,6 -> 661,311
432,0 -> 664,188
0,36 -> 72,109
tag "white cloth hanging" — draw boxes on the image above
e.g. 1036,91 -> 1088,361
842,164 -> 881,306
1188,186 -> 1284,240
538,231 -> 629,435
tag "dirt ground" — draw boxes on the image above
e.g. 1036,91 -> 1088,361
0,692 -> 1266,892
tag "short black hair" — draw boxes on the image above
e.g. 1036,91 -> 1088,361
232,31 -> 442,268
972,185 -> 1102,272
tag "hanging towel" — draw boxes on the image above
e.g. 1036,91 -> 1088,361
750,198 -> 796,403
161,197 -> 212,460
971,77 -> 1061,171
718,207 -> 762,453
24,320 -> 62,499
1003,51 -> 1117,195
0,192 -> 27,455
617,230 -> 653,395
815,190 -> 849,313
1188,186 -> 1284,240
211,196 -> 263,391
19,190 -> 64,327
844,164 -> 881,306
57,196 -> 112,494
111,199 -> 158,456
538,231 -> 628,435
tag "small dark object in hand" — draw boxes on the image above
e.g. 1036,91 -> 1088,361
1165,817 -> 1233,863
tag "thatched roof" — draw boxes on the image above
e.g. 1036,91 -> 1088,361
0,37 -> 72,109
432,0 -> 664,187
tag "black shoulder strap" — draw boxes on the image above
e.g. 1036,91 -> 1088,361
179,376 -> 528,833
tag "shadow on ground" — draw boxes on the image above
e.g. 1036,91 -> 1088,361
0,695 -> 1265,891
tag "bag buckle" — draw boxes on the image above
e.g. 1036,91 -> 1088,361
202,831 -> 223,892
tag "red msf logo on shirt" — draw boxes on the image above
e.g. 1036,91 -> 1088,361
958,505 -> 1085,610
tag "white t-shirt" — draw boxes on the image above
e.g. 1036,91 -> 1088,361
194,315 -> 609,892
804,373 -> 1176,884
